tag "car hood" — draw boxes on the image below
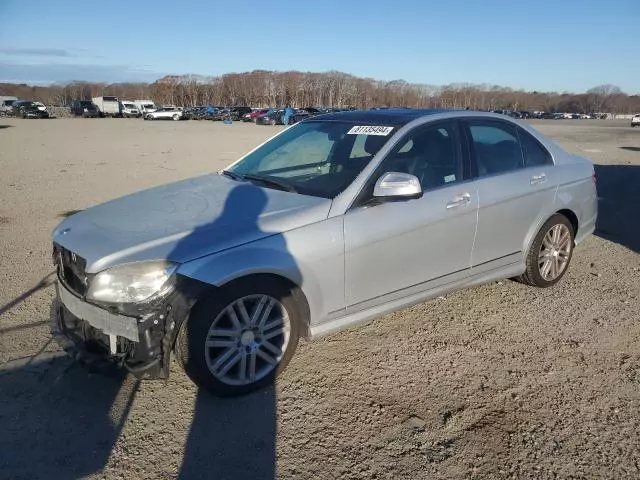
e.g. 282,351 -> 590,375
53,173 -> 332,273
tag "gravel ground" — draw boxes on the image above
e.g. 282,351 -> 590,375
0,117 -> 638,480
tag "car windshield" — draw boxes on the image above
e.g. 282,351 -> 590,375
227,121 -> 395,198
80,101 -> 94,107
123,103 -> 135,108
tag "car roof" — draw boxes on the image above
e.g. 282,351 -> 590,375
313,108 -> 453,126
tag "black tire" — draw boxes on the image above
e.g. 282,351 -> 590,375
515,213 -> 575,287
175,276 -> 305,397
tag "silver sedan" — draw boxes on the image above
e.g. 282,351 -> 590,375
51,109 -> 598,396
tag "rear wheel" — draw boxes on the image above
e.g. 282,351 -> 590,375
176,277 -> 304,397
270,119 -> 276,126
172,114 -> 180,121
146,114 -> 154,120
516,214 -> 574,287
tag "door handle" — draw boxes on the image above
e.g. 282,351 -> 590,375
446,193 -> 471,209
530,173 -> 547,185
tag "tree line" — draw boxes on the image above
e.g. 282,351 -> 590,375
1,70 -> 638,114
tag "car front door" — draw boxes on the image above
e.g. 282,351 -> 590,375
343,121 -> 478,312
462,119 -> 558,273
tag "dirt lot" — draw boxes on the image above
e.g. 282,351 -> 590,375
0,117 -> 638,480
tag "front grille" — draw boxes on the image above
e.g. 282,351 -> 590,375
53,243 -> 88,296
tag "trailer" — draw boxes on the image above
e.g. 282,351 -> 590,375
92,96 -> 120,116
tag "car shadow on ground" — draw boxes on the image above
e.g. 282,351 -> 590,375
594,163 -> 640,254
0,125 -> 13,129
0,353 -> 137,480
178,387 -> 277,480
619,146 -> 640,152
173,183 -> 286,479
0,272 -> 56,318
0,351 -> 277,480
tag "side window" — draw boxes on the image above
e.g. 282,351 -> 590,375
518,128 -> 553,167
349,134 -> 367,159
467,121 -> 523,176
380,122 -> 461,191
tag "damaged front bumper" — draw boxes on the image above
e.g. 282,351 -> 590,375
51,275 -> 211,379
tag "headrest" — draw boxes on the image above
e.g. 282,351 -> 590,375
364,135 -> 388,155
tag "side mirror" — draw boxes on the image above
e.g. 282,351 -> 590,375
373,172 -> 422,200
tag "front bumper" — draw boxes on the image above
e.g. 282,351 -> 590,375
51,275 -> 212,379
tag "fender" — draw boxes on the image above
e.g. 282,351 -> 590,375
177,241 -> 326,325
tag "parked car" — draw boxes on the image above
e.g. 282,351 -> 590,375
32,101 -> 47,111
255,108 -> 285,125
291,109 -> 312,123
144,107 -> 183,121
51,109 -> 597,397
119,101 -> 141,118
0,96 -> 18,116
70,100 -> 100,117
182,106 -> 201,120
207,108 -> 230,121
631,114 -> 640,127
92,96 -> 120,117
227,106 -> 252,121
243,108 -> 271,122
11,101 -> 50,118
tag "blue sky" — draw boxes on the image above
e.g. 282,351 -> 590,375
0,0 -> 638,93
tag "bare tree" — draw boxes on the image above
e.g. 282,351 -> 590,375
1,75 -> 637,113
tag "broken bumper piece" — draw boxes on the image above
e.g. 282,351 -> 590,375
51,276 -> 211,380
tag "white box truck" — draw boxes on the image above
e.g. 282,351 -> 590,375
92,96 -> 120,116
134,100 -> 158,116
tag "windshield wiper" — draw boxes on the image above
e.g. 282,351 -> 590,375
221,170 -> 245,181
241,174 -> 298,193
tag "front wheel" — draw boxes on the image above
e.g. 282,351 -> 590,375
516,214 -> 575,287
146,114 -> 154,120
175,277 -> 304,397
172,114 -> 180,121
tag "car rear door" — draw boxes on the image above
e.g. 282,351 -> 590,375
343,121 -> 478,311
461,119 -> 557,273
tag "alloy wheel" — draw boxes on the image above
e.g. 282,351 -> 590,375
538,224 -> 572,281
204,294 -> 291,386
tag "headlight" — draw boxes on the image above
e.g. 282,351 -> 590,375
86,261 -> 177,304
